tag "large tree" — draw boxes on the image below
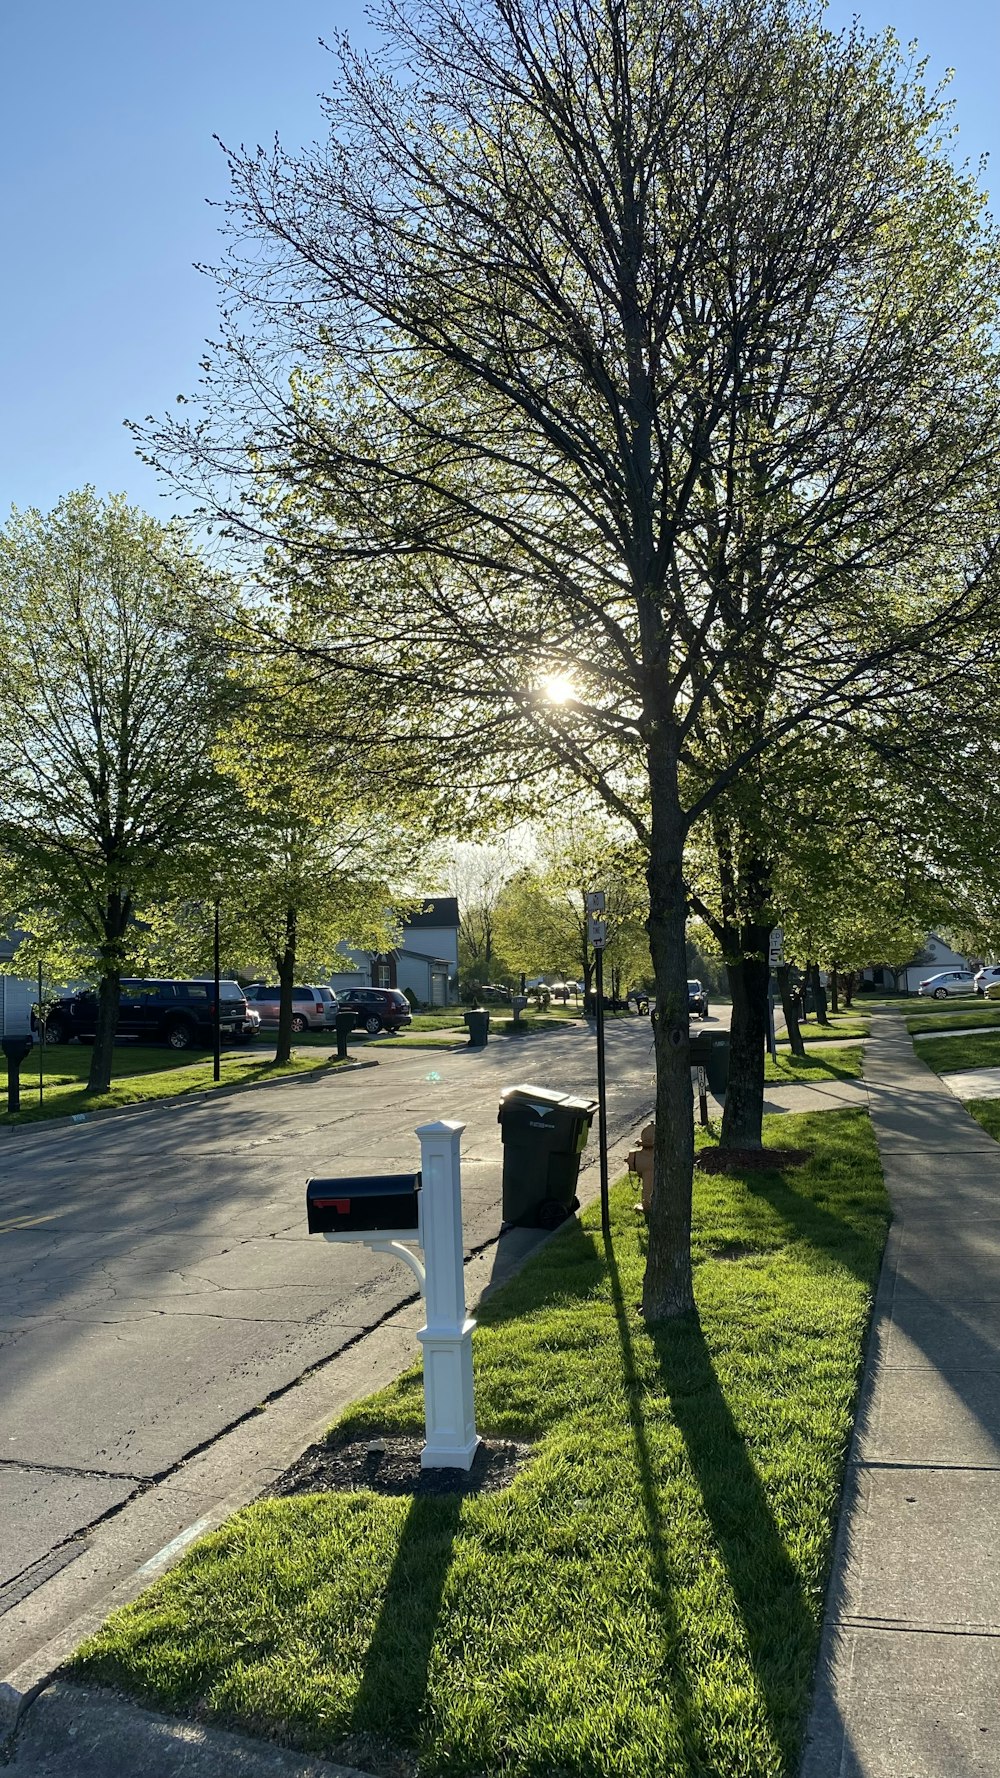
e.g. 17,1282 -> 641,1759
0,491 -> 234,1092
139,0 -> 1000,1315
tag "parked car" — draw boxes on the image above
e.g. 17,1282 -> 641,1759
478,983 -> 513,1004
193,979 -> 261,1040
41,979 -> 248,1050
627,988 -> 651,1013
338,986 -> 413,1034
243,984 -> 340,1033
974,966 -> 1000,997
917,970 -> 976,998
687,979 -> 709,1019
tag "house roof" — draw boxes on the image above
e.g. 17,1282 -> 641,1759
399,949 -> 451,966
403,896 -> 459,931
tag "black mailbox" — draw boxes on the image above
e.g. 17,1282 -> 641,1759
306,1172 -> 421,1236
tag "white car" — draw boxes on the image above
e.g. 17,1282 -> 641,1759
917,970 -> 976,999
973,966 -> 1000,997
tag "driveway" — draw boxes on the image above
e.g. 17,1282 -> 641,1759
0,1020 -> 656,1631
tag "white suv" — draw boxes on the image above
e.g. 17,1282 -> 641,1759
974,966 -> 1000,997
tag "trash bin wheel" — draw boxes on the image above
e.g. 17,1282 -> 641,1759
537,1197 -> 572,1231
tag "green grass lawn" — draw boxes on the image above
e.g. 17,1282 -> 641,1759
0,1043 -> 351,1127
902,996 -> 985,1021
910,1029 -> 1000,1076
764,1046 -> 863,1084
73,1107 -> 888,1778
965,1100 -> 1000,1141
777,1011 -> 869,1046
907,1008 -> 1000,1035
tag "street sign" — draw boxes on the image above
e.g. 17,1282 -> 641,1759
768,926 -> 784,968
588,916 -> 607,950
585,889 -> 606,913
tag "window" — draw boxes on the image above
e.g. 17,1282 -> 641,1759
376,965 -> 391,988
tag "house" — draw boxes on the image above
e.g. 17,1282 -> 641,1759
330,897 -> 461,1007
861,933 -> 978,996
0,929 -> 37,1036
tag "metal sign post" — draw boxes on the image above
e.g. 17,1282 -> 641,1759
586,891 -> 610,1240
767,926 -> 783,1061
37,961 -> 44,1107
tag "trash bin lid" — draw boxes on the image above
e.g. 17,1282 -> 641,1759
498,1084 -> 599,1130
499,1083 -> 570,1109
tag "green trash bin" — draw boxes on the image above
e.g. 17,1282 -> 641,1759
465,1009 -> 490,1046
497,1082 -> 598,1229
688,1030 -> 730,1096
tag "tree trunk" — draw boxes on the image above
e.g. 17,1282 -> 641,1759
776,963 -> 806,1057
643,772 -> 696,1321
844,971 -> 855,1008
829,964 -> 840,1015
88,970 -> 122,1093
275,907 -> 298,1064
720,925 -> 770,1149
87,891 -> 129,1093
811,961 -> 830,1026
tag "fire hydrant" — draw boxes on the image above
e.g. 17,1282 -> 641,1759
626,1121 -> 655,1215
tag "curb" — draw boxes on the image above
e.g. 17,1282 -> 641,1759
2,1681 -> 373,1777
2,1057 -> 380,1141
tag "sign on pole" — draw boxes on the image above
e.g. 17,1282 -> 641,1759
588,916 -> 607,950
768,926 -> 784,969
584,889 -> 606,914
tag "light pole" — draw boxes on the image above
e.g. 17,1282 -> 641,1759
586,891 -> 610,1240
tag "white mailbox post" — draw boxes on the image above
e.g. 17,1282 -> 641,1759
415,1120 -> 479,1469
309,1117 -> 480,1471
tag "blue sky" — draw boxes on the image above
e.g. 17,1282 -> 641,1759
3,0 -> 997,519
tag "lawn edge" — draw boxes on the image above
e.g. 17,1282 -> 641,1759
2,1055 -> 378,1139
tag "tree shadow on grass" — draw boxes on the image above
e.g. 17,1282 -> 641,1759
606,1226 -> 825,1773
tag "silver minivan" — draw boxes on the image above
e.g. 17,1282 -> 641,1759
243,984 -> 339,1032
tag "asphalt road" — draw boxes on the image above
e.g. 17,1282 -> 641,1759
0,1016 -> 671,1624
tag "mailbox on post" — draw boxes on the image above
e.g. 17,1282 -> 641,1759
2,1034 -> 35,1116
306,1173 -> 421,1238
306,1122 -> 479,1471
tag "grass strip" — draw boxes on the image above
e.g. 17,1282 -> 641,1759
909,1030 -> 1000,1075
907,1009 -> 1000,1035
73,1107 -> 888,1778
965,1100 -> 1000,1141
764,1045 -> 863,1083
776,1014 -> 869,1046
901,997 -> 985,1020
1,1044 -> 350,1126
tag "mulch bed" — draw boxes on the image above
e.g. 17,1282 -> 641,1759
696,1147 -> 809,1173
267,1433 -> 533,1500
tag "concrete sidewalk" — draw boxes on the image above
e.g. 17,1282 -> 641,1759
801,1010 -> 1000,1777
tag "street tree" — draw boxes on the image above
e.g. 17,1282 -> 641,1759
208,630 -> 430,1060
446,839 -> 520,987
138,0 -> 1000,1316
0,491 -> 234,1092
